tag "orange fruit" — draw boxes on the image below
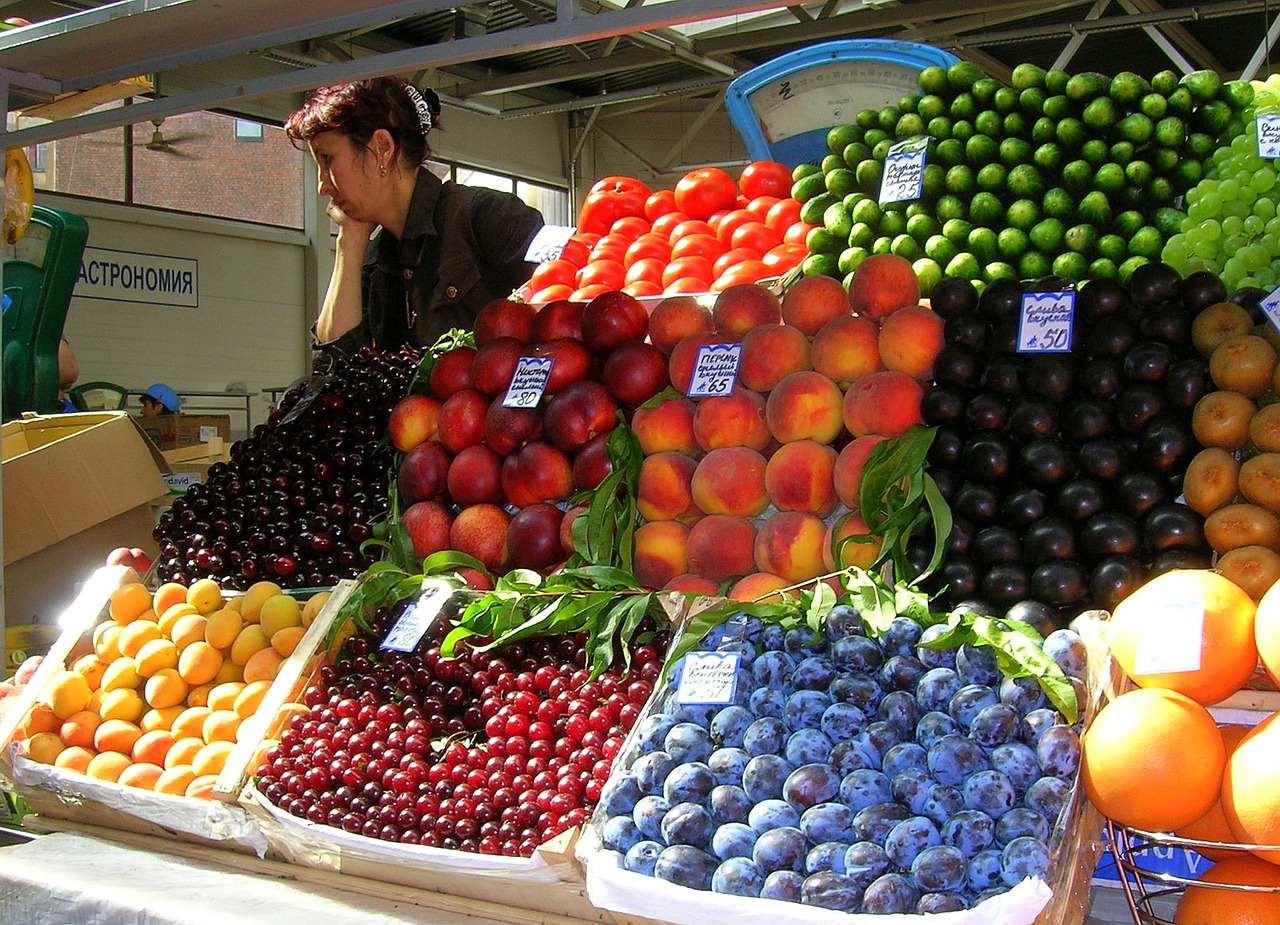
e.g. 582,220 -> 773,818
1222,713 -> 1280,864
1252,579 -> 1280,686
1174,854 -> 1280,924
1175,725 -> 1252,860
1081,687 -> 1225,832
1107,569 -> 1258,704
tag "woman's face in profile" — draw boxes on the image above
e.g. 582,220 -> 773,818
310,131 -> 379,223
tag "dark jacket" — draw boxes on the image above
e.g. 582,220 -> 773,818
323,168 -> 544,354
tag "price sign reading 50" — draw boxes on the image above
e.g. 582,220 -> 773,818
1017,290 -> 1076,354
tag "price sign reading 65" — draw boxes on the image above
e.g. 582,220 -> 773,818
1017,291 -> 1076,354
687,344 -> 743,398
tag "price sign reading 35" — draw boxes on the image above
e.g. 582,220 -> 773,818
1017,290 -> 1076,354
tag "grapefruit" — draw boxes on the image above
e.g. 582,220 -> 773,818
1252,580 -> 1280,685
1174,725 -> 1252,860
1221,713 -> 1280,864
1174,854 -> 1280,924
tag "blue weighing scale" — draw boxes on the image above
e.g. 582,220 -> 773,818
725,39 -> 959,169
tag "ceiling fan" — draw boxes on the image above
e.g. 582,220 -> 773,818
132,118 -> 205,156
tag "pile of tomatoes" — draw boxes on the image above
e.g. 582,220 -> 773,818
526,162 -> 815,302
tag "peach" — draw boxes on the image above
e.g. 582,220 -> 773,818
437,387 -> 489,454
86,751 -> 132,782
429,345 -> 477,399
560,504 -> 589,558
765,371 -> 845,444
602,340 -> 669,407
447,443 -> 505,507
754,511 -> 828,583
634,521 -> 691,590
388,393 -> 443,453
728,572 -> 796,604
631,396 -> 699,457
449,503 -> 512,572
663,574 -> 722,595
155,765 -> 197,797
471,338 -> 527,398
765,440 -> 838,515
397,440 -> 452,505
55,745 -> 96,774
824,513 -> 883,571
843,370 -> 925,438
878,304 -> 945,379
533,337 -> 593,395
847,253 -> 921,320
165,737 -> 204,770
738,324 -> 812,392
94,718 -> 143,755
781,274 -> 851,335
669,331 -> 729,394
532,299 -> 585,341
812,315 -> 884,386
648,295 -> 713,354
109,582 -> 152,625
712,283 -> 782,339
474,297 -> 535,347
24,731 -> 66,765
572,432 -> 612,491
637,452 -> 701,522
131,729 -> 176,766
834,435 -> 889,509
401,500 -> 454,559
690,447 -> 769,517
687,515 -> 758,583
507,503 -> 565,571
60,710 -> 103,749
500,441 -> 575,508
582,290 -> 649,355
544,380 -> 618,452
694,388 -> 770,452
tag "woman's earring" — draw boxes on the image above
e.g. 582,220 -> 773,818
380,163 -> 387,177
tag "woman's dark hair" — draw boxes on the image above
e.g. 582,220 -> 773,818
284,77 -> 441,167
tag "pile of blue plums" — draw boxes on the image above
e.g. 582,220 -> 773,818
594,603 -> 1087,914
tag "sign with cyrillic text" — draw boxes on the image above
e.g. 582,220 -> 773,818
77,246 -> 198,308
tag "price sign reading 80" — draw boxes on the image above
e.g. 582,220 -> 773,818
687,344 -> 742,398
502,356 -> 554,409
1017,291 -> 1076,354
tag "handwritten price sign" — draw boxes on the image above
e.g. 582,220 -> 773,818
879,137 -> 929,205
1017,290 -> 1076,353
676,652 -> 742,705
1258,115 -> 1280,159
687,344 -> 742,398
523,224 -> 577,263
502,356 -> 554,408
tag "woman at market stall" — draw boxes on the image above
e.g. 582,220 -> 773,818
285,78 -> 546,354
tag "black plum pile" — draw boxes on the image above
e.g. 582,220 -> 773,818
152,347 -> 422,590
256,602 -> 661,857
913,264 -> 1221,626
596,606 -> 1086,914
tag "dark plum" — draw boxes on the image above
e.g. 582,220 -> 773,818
921,385 -> 969,426
1029,561 -> 1088,607
1113,471 -> 1168,518
1164,358 -> 1210,411
1138,416 -> 1196,476
980,357 -> 1025,396
1079,357 -> 1123,400
1056,478 -> 1108,522
964,392 -> 1011,432
1138,306 -> 1192,350
972,526 -> 1022,567
1123,341 -> 1174,383
1180,270 -> 1228,313
1022,517 -> 1078,565
1018,438 -> 1076,490
1001,487 -> 1049,528
929,425 -> 966,468
935,559 -> 978,601
1077,277 -> 1127,319
1088,556 -> 1148,611
1076,437 -> 1129,482
1084,315 -> 1139,358
1079,511 -> 1141,560
961,432 -> 1016,484
1024,354 -> 1077,401
1007,396 -> 1058,440
946,518 -> 975,557
933,343 -> 982,387
1059,399 -> 1115,444
1142,501 -> 1207,554
978,277 -> 1025,320
929,277 -> 980,318
954,484 -> 1000,526
1128,261 -> 1182,307
980,564 -> 1030,609
945,314 -> 988,350
1115,384 -> 1168,433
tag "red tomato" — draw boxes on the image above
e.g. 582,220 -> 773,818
762,243 -> 808,273
739,161 -> 794,201
558,238 -> 592,268
578,177 -> 651,235
712,247 -> 760,278
730,221 -> 781,254
674,167 -> 738,221
529,258 -> 579,292
714,209 -> 757,247
571,231 -> 601,249
609,215 -> 652,240
764,198 -> 803,236
624,234 -> 672,267
662,256 -> 714,288
671,233 -> 726,263
577,259 -> 625,291
570,284 -> 614,301
711,259 -> 772,291
669,219 -> 716,242
624,280 -> 664,298
745,195 -> 781,220
624,257 -> 666,287
644,189 -> 677,222
530,284 -> 575,303
589,245 -> 626,266
650,211 -> 690,239
664,276 -> 711,295
784,221 -> 820,246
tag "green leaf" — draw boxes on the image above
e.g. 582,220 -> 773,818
422,550 -> 489,578
856,425 -> 952,582
841,567 -> 901,635
440,624 -> 477,659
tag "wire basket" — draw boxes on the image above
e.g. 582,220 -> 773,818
1105,820 -> 1280,924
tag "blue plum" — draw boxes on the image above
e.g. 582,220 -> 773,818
1043,628 -> 1087,680
748,798 -> 800,833
793,655 -> 836,691
915,710 -> 960,749
1000,835 -> 1052,886
632,750 -> 677,795
955,643 -> 1000,686
665,723 -> 714,764
749,687 -> 786,719
917,892 -> 969,912
760,623 -> 786,653
927,733 -> 991,786
660,801 -> 714,849
940,808 -> 995,855
884,815 -> 942,868
878,689 -> 921,736
1021,708 -> 1062,746
1025,776 -> 1070,823
962,769 -> 1017,819
805,840 -> 851,875
967,847 -> 1004,892
828,672 -> 884,711
879,654 -> 927,691
916,666 -> 964,713
839,768 -> 893,811
760,869 -> 804,901
599,772 -> 643,817
742,754 -> 795,803
970,702 -> 1021,748
891,767 -> 934,814
663,761 -> 715,805
654,845 -> 718,890
857,720 -> 903,764
706,746 -> 751,787
742,716 -> 786,757
826,604 -> 864,640
1036,724 -> 1082,779
831,635 -> 884,673
995,806 -> 1050,846
881,616 -> 924,657
911,844 -> 968,892
623,840 -> 662,875
785,727 -> 834,765
920,784 -> 965,826
783,762 -> 842,809
602,814 -> 643,853
852,801 -> 911,845
784,689 -> 834,732
632,794 -> 671,840
882,741 -> 929,779
860,872 -> 921,913
820,702 -> 868,741
799,802 -> 854,844
710,705 -> 754,748
843,840 -> 891,888
830,739 -> 877,775
800,871 -> 863,910
709,784 -> 753,825
711,857 -> 764,896
752,650 -> 796,689
753,825 -> 807,874
949,683 -> 1000,729
991,742 -> 1041,793
784,626 -> 827,655
916,623 -> 958,669
711,821 -> 757,860
999,675 -> 1048,713
633,713 -> 679,753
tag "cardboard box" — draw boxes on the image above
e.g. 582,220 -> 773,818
161,437 -> 231,494
137,413 -> 232,451
2,412 -> 169,626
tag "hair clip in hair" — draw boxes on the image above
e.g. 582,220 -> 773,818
405,85 -> 434,135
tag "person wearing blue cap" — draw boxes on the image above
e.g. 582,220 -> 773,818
140,383 -> 181,416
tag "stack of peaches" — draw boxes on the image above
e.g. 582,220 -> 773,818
387,253 -> 943,596
14,579 -> 326,798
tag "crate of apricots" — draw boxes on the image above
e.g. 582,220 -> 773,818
0,564 -> 341,854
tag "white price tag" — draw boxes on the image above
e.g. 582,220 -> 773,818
879,138 -> 928,205
162,472 -> 202,493
686,343 -> 742,398
676,651 -> 742,705
502,356 -> 554,408
524,224 -> 577,263
381,581 -> 454,653
1260,283 -> 1280,333
1258,115 -> 1280,159
1017,291 -> 1076,353
1132,599 -> 1205,675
